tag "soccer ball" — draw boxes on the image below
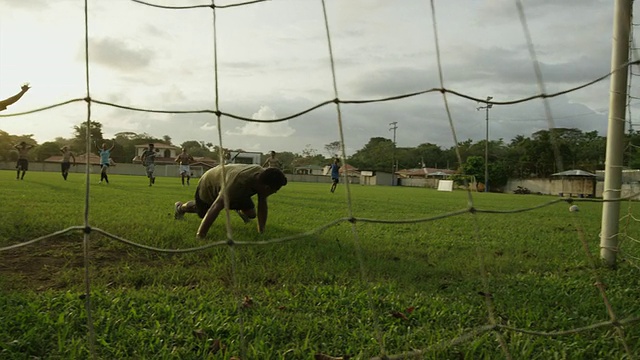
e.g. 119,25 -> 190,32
569,205 -> 579,212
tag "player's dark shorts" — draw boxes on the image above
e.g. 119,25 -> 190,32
61,162 -> 71,172
16,159 -> 28,171
194,185 -> 255,219
332,177 -> 339,184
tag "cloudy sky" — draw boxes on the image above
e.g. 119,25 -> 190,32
0,0 -> 638,156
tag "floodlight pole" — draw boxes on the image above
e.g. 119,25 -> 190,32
389,121 -> 398,186
477,96 -> 493,192
600,0 -> 632,267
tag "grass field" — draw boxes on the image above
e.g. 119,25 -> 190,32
1,169 -> 639,359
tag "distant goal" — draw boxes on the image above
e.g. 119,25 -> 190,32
163,165 -> 205,178
437,179 -> 454,192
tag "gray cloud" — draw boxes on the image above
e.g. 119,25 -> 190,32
0,0 -> 50,10
87,38 -> 154,71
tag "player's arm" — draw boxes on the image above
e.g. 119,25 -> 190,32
108,142 -> 115,151
0,84 -> 30,111
71,153 -> 76,165
256,193 -> 268,233
197,195 -> 225,238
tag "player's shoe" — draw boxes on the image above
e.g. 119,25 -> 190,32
235,210 -> 251,224
174,202 -> 184,220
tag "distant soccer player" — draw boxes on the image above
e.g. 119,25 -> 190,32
96,141 -> 114,184
263,151 -> 283,169
0,84 -> 30,112
14,141 -> 34,180
174,164 -> 288,238
141,143 -> 157,186
175,148 -> 194,186
60,146 -> 76,180
330,158 -> 340,193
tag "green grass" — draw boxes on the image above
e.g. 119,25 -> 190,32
0,170 -> 639,359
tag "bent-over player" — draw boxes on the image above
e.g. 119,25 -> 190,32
174,164 -> 287,238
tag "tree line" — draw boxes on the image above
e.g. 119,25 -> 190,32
3,122 -> 640,188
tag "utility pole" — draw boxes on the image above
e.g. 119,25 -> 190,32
389,121 -> 398,186
476,96 -> 493,192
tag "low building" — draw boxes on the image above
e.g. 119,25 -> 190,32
44,153 -> 113,166
396,167 -> 455,179
132,143 -> 180,165
359,170 -> 394,185
551,169 -> 597,197
323,163 -> 359,177
294,164 -> 324,175
228,151 -> 262,165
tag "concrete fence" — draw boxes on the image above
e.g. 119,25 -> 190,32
0,161 -> 361,184
5,161 -> 640,199
1,161 -> 174,177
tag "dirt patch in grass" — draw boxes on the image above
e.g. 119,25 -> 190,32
0,233 -> 222,292
0,234 -> 158,291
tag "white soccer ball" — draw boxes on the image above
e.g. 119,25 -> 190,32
569,205 -> 579,212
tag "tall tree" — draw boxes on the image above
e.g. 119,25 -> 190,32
348,137 -> 394,172
0,131 -> 37,161
625,130 -> 640,168
530,130 -> 558,177
324,141 -> 341,158
0,130 -> 15,161
73,121 -> 104,152
272,151 -> 296,173
507,134 -> 535,178
409,143 -> 446,169
110,131 -> 166,163
461,155 -> 484,182
34,142 -> 61,162
181,140 -> 213,158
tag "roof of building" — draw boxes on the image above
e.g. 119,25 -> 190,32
44,153 -> 113,165
295,164 -> 324,170
551,169 -> 596,177
396,167 -> 455,177
134,143 -> 179,149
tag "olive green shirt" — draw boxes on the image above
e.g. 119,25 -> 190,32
197,164 -> 263,205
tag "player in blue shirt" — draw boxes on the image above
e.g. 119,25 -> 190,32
96,141 -> 114,184
330,158 -> 340,193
